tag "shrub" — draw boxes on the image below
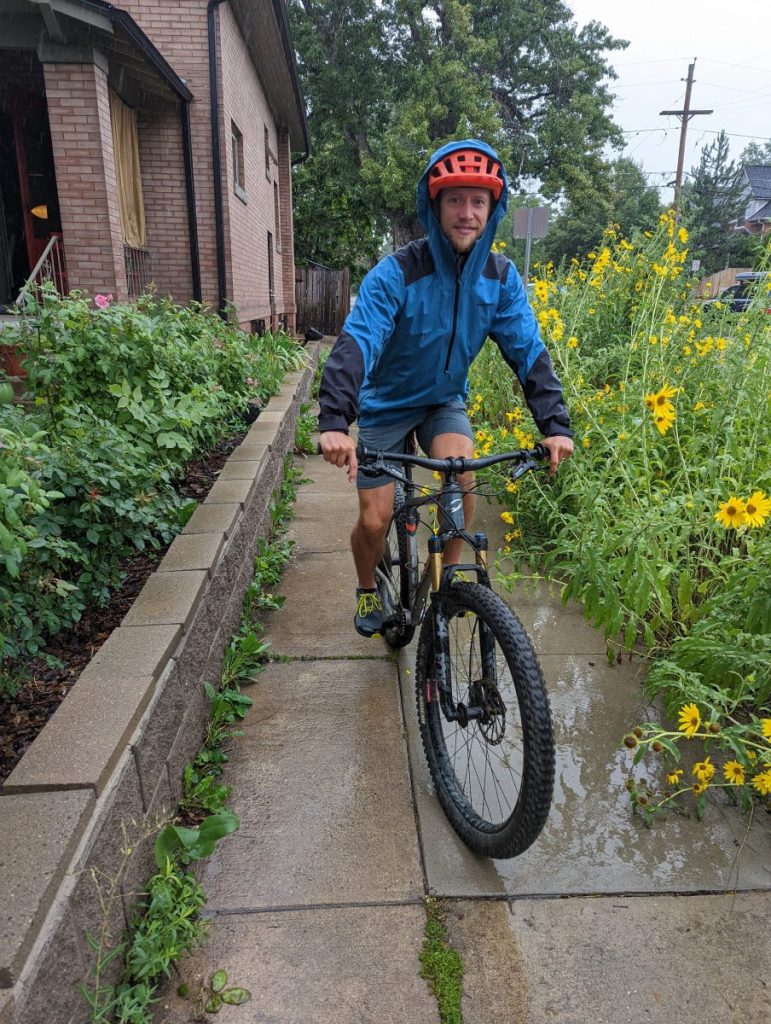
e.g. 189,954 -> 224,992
0,290 -> 304,670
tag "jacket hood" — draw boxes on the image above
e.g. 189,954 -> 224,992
416,138 -> 509,281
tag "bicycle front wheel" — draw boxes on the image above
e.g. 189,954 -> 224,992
415,582 -> 554,858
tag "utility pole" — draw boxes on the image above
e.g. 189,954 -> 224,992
660,60 -> 713,217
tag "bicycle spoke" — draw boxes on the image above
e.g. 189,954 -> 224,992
431,604 -> 529,829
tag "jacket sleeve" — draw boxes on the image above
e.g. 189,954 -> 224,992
318,257 -> 405,433
489,263 -> 572,438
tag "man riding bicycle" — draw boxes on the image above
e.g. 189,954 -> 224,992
318,139 -> 573,638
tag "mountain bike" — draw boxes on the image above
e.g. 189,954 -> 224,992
359,441 -> 555,859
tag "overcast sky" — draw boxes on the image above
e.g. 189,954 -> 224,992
566,1 -> 771,201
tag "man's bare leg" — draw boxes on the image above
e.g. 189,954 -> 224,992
429,432 -> 475,566
351,482 -> 395,589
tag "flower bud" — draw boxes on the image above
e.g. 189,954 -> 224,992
708,722 -> 721,734
633,727 -> 644,739
623,735 -> 637,749
651,741 -> 663,753
625,779 -> 635,792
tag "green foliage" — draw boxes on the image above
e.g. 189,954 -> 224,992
0,289 -> 304,668
80,816 -> 235,1024
419,899 -> 463,1024
469,218 -> 771,815
681,130 -> 756,273
540,157 -> 663,266
154,811 -> 239,867
181,684 -> 253,815
294,404 -> 317,456
289,0 -> 626,257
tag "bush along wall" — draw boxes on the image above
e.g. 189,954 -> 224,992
0,289 -> 305,669
469,218 -> 770,822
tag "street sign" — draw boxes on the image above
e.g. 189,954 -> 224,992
513,206 -> 550,282
513,206 -> 550,240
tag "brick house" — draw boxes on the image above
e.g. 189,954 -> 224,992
0,0 -> 308,330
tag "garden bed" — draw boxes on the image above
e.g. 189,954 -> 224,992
0,427 -> 248,784
0,353 -> 317,1023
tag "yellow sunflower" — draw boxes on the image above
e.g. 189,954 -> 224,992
760,719 -> 771,741
750,770 -> 771,796
715,497 -> 746,529
744,491 -> 771,529
654,410 -> 675,435
666,769 -> 683,786
723,761 -> 745,785
691,755 -> 715,783
677,703 -> 701,738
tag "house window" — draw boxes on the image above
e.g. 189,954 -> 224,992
264,125 -> 271,181
274,181 -> 281,253
231,121 -> 246,202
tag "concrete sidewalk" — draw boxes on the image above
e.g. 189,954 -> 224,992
163,449 -> 771,1024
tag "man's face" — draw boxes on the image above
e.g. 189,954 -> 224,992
438,187 -> 492,253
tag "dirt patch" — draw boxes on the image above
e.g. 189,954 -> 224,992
0,427 -> 247,784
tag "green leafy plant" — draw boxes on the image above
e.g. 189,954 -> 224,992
469,219 -> 771,821
79,815 -> 229,1024
294,403 -> 317,455
0,289 -> 304,669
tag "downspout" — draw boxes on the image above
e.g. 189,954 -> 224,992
207,0 -> 228,317
180,101 -> 202,302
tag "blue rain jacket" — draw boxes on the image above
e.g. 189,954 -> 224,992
318,139 -> 571,438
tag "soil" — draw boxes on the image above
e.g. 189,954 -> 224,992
0,427 -> 248,784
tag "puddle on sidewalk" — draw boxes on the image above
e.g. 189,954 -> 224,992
399,496 -> 771,898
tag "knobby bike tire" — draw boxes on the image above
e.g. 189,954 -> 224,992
377,506 -> 415,649
415,582 -> 554,858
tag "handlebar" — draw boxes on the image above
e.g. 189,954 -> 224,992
356,442 -> 549,478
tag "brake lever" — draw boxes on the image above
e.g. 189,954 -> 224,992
509,458 -> 548,482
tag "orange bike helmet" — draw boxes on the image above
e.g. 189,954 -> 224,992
427,148 -> 504,200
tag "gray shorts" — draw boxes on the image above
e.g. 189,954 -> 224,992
356,403 -> 473,489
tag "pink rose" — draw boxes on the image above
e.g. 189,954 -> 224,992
94,294 -> 111,309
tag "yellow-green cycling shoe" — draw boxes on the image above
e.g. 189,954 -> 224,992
354,588 -> 384,638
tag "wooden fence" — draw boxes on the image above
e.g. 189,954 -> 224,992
295,264 -> 350,336
693,267 -> 753,298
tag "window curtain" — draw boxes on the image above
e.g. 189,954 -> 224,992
109,89 -> 146,249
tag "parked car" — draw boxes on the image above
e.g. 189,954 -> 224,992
703,271 -> 771,314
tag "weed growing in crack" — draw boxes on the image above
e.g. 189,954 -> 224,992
419,898 -> 464,1024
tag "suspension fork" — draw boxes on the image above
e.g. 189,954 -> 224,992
429,589 -> 484,726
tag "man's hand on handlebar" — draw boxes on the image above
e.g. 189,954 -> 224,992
319,430 -> 358,482
541,434 -> 574,476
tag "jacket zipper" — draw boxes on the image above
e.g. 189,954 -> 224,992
444,271 -> 461,372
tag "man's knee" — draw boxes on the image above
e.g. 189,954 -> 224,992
355,486 -> 393,537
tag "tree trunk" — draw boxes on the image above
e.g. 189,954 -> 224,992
390,210 -> 425,250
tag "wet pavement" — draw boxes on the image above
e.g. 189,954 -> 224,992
162,443 -> 771,1023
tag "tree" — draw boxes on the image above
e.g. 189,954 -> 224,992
739,139 -> 771,166
538,157 -> 662,266
681,131 -> 755,272
288,0 -> 626,263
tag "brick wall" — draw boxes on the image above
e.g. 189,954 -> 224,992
117,1 -> 220,306
43,60 -> 128,301
219,1 -> 285,327
137,99 -> 194,301
119,0 -> 298,328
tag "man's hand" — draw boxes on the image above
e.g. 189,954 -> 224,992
320,430 -> 358,482
542,434 -> 574,476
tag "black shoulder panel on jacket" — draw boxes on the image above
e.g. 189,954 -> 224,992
482,252 -> 510,282
318,330 -> 366,433
393,239 -> 435,287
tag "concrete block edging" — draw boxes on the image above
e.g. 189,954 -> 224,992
0,347 -> 318,1021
